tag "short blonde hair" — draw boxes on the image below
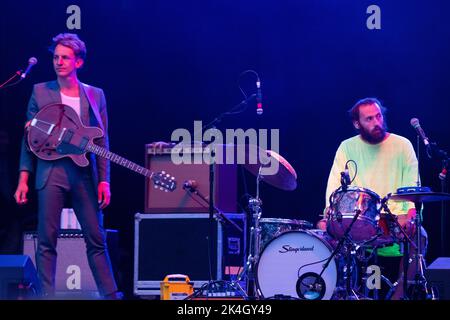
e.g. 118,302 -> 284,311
49,33 -> 86,60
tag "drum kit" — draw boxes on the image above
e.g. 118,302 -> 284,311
229,145 -> 450,300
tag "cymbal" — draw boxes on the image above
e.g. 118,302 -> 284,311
389,192 -> 450,203
242,145 -> 297,191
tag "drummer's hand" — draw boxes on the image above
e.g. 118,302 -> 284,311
316,218 -> 327,231
397,209 -> 417,236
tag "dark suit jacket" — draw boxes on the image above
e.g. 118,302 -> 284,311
19,80 -> 110,190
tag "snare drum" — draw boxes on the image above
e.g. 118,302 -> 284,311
326,187 -> 382,243
259,218 -> 313,250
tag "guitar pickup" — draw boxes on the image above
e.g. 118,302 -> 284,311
56,129 -> 89,155
61,128 -> 73,143
61,129 -> 89,150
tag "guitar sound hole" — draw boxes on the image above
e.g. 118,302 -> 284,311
47,152 -> 52,156
33,140 -> 38,144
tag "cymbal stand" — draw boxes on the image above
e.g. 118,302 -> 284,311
233,167 -> 263,299
380,196 -> 417,300
407,202 -> 435,300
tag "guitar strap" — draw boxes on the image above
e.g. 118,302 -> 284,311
82,83 -> 105,133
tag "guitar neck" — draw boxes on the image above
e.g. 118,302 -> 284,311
86,143 -> 154,179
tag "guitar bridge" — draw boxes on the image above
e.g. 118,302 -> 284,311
30,118 -> 55,135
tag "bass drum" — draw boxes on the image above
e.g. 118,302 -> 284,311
256,230 -> 338,300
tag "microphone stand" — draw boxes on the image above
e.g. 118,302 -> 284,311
202,94 -> 256,131
422,140 -> 450,256
183,185 -> 243,233
306,181 -> 360,300
0,70 -> 23,89
310,201 -> 361,300
440,159 -> 448,255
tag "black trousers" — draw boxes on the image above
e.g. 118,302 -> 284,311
36,158 -> 118,297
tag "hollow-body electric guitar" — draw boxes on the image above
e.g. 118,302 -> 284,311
26,103 -> 176,192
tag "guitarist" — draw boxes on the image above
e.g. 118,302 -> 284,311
14,33 -> 122,299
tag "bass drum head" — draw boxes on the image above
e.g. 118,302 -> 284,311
256,230 -> 337,300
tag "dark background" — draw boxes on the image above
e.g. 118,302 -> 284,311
1,0 -> 450,298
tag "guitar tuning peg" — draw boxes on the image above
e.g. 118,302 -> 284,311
161,171 -> 166,174
164,190 -> 168,192
154,185 -> 158,189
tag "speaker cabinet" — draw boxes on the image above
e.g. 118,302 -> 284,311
134,212 -> 246,296
145,144 -> 237,213
0,255 -> 40,299
22,230 -> 119,299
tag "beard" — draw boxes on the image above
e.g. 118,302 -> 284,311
359,124 -> 386,144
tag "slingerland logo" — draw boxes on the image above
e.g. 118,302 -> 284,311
279,245 -> 314,253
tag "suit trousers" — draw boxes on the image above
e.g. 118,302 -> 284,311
36,158 -> 118,297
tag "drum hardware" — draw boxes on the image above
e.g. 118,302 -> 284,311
388,191 -> 450,300
357,242 -> 396,300
379,195 -> 418,300
234,167 -> 263,299
313,193 -> 366,300
234,145 -> 298,299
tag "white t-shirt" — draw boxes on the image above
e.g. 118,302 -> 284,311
61,92 -> 81,117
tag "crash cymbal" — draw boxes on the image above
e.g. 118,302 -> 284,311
242,144 -> 297,191
389,192 -> 450,203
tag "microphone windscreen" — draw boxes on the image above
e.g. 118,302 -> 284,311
29,57 -> 38,65
410,118 -> 419,128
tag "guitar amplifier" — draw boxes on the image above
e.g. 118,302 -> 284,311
23,230 -> 119,299
145,144 -> 237,213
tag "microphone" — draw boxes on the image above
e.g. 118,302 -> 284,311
256,77 -> 263,115
340,163 -> 351,190
183,180 -> 198,191
410,118 -> 430,147
20,57 -> 38,79
439,159 -> 448,181
439,168 -> 447,181
344,163 -> 351,185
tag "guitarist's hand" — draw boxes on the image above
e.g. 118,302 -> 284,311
14,171 -> 30,205
14,182 -> 29,205
98,181 -> 111,209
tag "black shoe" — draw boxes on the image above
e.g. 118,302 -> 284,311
104,291 -> 124,300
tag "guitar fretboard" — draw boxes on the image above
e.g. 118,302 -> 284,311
86,143 -> 154,178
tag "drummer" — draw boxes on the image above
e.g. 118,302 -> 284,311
317,97 -> 428,299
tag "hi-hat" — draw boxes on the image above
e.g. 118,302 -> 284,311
242,144 -> 297,191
